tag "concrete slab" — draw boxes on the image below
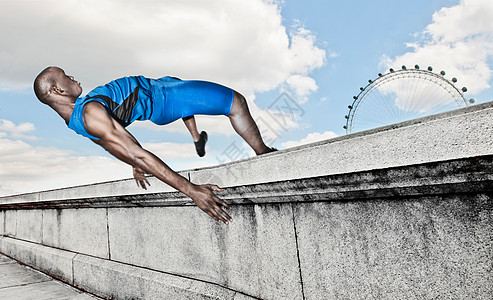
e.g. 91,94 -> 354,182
0,280 -> 97,300
0,254 -> 98,300
0,254 -> 15,265
4,210 -> 16,236
16,210 -> 43,243
294,194 -> 493,299
107,204 -> 302,299
73,254 -> 255,300
0,262 -> 51,288
0,193 -> 38,206
42,208 -> 109,259
37,174 -> 185,201
0,210 -> 4,235
0,237 -> 76,284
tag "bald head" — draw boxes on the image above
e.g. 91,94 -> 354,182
33,66 -> 59,104
33,66 -> 82,107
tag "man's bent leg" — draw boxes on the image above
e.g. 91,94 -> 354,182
183,116 -> 208,157
182,116 -> 200,142
228,91 -> 271,155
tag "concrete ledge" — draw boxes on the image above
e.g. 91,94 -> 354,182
0,101 -> 492,203
1,155 -> 491,209
190,101 -> 493,187
0,171 -> 189,205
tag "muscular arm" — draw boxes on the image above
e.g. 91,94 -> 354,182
82,102 -> 232,224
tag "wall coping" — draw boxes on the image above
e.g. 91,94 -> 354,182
1,155 -> 491,210
1,100 -> 492,203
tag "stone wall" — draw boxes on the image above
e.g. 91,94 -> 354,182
1,102 -> 492,299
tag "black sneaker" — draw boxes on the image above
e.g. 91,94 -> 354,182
194,131 -> 208,157
259,147 -> 277,155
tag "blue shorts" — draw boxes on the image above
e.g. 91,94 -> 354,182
150,76 -> 235,125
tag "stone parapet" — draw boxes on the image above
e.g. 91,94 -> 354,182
1,101 -> 492,299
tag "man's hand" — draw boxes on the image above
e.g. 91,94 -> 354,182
189,184 -> 232,224
133,166 -> 150,190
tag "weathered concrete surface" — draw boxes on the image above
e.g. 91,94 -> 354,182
0,155 -> 490,299
0,171 -> 188,206
190,101 -> 493,187
294,194 -> 493,299
0,102 -> 492,299
4,210 -> 16,236
73,254 -> 256,300
16,210 -> 43,243
108,204 -> 302,299
1,155 -> 491,210
0,253 -> 98,299
0,255 -> 50,289
0,210 -> 4,236
42,209 -> 109,259
1,237 -> 76,284
0,101 -> 492,205
2,208 -> 109,259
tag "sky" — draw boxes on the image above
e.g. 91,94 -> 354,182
0,0 -> 492,195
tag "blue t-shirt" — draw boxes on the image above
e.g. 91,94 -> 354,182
68,76 -> 155,140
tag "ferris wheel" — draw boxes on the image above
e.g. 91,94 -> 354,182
343,65 -> 475,134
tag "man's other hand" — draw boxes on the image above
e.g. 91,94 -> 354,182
133,166 -> 150,190
189,184 -> 232,224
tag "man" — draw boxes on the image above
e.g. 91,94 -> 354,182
33,66 -> 276,224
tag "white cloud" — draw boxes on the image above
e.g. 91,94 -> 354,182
281,131 -> 338,149
0,119 -> 37,140
0,0 -> 326,97
382,0 -> 493,98
0,138 -> 130,196
286,75 -> 319,103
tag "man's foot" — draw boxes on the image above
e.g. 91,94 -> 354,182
194,131 -> 208,157
258,147 -> 277,155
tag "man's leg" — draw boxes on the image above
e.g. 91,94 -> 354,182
228,91 -> 273,155
183,116 -> 208,157
182,116 -> 200,142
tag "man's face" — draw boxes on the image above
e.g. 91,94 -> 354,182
52,67 -> 83,98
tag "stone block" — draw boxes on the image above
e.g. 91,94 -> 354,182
37,171 -> 189,201
15,210 -> 43,243
0,237 -> 76,284
0,193 -> 39,206
0,210 -> 4,236
42,208 -> 109,259
294,194 -> 493,300
108,204 -> 303,300
73,254 -> 255,299
4,210 -> 16,237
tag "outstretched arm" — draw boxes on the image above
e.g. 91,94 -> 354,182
83,101 -> 232,224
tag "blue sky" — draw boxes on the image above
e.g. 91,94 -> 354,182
0,0 -> 492,195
